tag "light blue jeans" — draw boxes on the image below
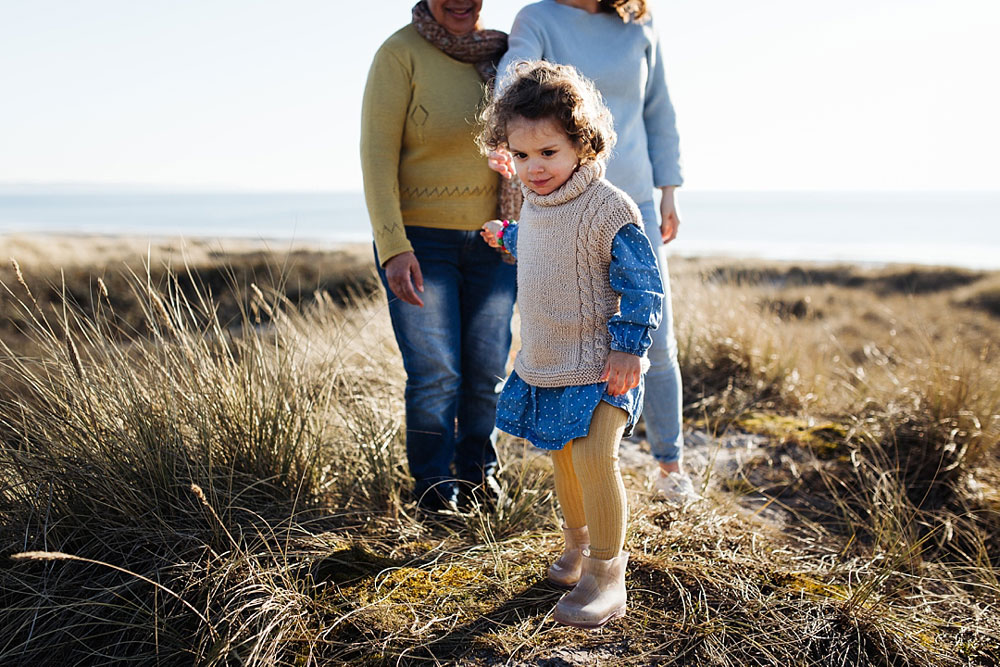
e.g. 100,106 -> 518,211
637,199 -> 684,464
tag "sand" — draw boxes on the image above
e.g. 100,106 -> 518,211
1,232 -> 371,271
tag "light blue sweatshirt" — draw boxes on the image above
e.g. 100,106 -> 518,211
498,0 -> 683,203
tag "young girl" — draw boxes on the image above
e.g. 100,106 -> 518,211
478,61 -> 663,629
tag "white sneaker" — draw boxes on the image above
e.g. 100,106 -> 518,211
654,471 -> 701,506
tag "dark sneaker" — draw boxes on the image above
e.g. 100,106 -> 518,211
415,482 -> 460,515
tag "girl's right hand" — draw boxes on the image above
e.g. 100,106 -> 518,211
600,351 -> 642,396
480,219 -> 505,248
487,148 -> 516,180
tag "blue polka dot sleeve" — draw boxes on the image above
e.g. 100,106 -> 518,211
502,222 -> 519,258
609,223 -> 664,356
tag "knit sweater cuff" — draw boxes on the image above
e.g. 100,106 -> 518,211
375,238 -> 415,267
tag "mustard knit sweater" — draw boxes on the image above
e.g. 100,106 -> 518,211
360,25 -> 499,264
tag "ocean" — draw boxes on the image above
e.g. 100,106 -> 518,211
1,188 -> 997,270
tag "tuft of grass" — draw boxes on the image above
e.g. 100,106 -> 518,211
957,274 -> 1000,318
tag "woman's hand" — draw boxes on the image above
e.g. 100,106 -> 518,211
600,350 -> 642,396
659,186 -> 680,244
480,219 -> 505,248
384,251 -> 424,307
487,148 -> 516,180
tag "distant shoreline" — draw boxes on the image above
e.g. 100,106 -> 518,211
3,189 -> 999,270
2,232 -> 996,278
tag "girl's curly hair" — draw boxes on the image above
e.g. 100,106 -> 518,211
478,60 -> 616,166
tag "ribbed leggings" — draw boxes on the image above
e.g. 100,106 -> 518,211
550,401 -> 629,560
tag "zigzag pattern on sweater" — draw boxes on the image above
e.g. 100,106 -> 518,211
401,184 -> 497,199
380,219 -> 403,236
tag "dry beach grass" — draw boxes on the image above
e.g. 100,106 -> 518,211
0,235 -> 998,665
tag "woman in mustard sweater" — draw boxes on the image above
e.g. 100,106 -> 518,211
360,1 -> 515,513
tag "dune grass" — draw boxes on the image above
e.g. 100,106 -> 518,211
1,251 -> 998,665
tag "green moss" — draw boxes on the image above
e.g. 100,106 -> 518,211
736,411 -> 848,459
376,564 -> 485,604
775,572 -> 847,600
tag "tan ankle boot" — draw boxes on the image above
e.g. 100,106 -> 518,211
547,525 -> 590,588
553,551 -> 628,629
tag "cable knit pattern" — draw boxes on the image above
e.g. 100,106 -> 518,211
515,162 -> 643,387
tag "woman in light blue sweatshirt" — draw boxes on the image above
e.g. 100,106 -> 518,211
493,0 -> 697,502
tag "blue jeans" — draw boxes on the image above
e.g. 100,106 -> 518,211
376,226 -> 516,503
637,200 -> 684,464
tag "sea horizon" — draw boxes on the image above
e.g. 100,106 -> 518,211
2,187 -> 997,270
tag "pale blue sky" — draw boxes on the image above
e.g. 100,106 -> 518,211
1,0 -> 997,191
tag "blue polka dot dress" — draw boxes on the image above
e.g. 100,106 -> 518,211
495,222 -> 664,450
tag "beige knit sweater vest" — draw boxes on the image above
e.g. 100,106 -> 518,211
514,161 -> 642,387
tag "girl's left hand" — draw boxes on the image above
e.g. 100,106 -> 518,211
480,219 -> 505,248
600,350 -> 642,396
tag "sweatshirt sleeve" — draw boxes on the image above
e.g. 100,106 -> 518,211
360,44 -> 413,265
643,14 -> 683,187
496,9 -> 545,93
608,223 -> 664,356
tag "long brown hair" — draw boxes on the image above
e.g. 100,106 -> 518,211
598,0 -> 647,22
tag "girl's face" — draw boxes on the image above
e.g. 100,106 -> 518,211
427,0 -> 483,36
507,116 -> 580,196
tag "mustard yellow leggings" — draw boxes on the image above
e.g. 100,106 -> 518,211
550,401 -> 629,560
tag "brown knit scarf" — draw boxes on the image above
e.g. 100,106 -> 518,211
411,1 -> 507,83
411,1 -> 523,225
